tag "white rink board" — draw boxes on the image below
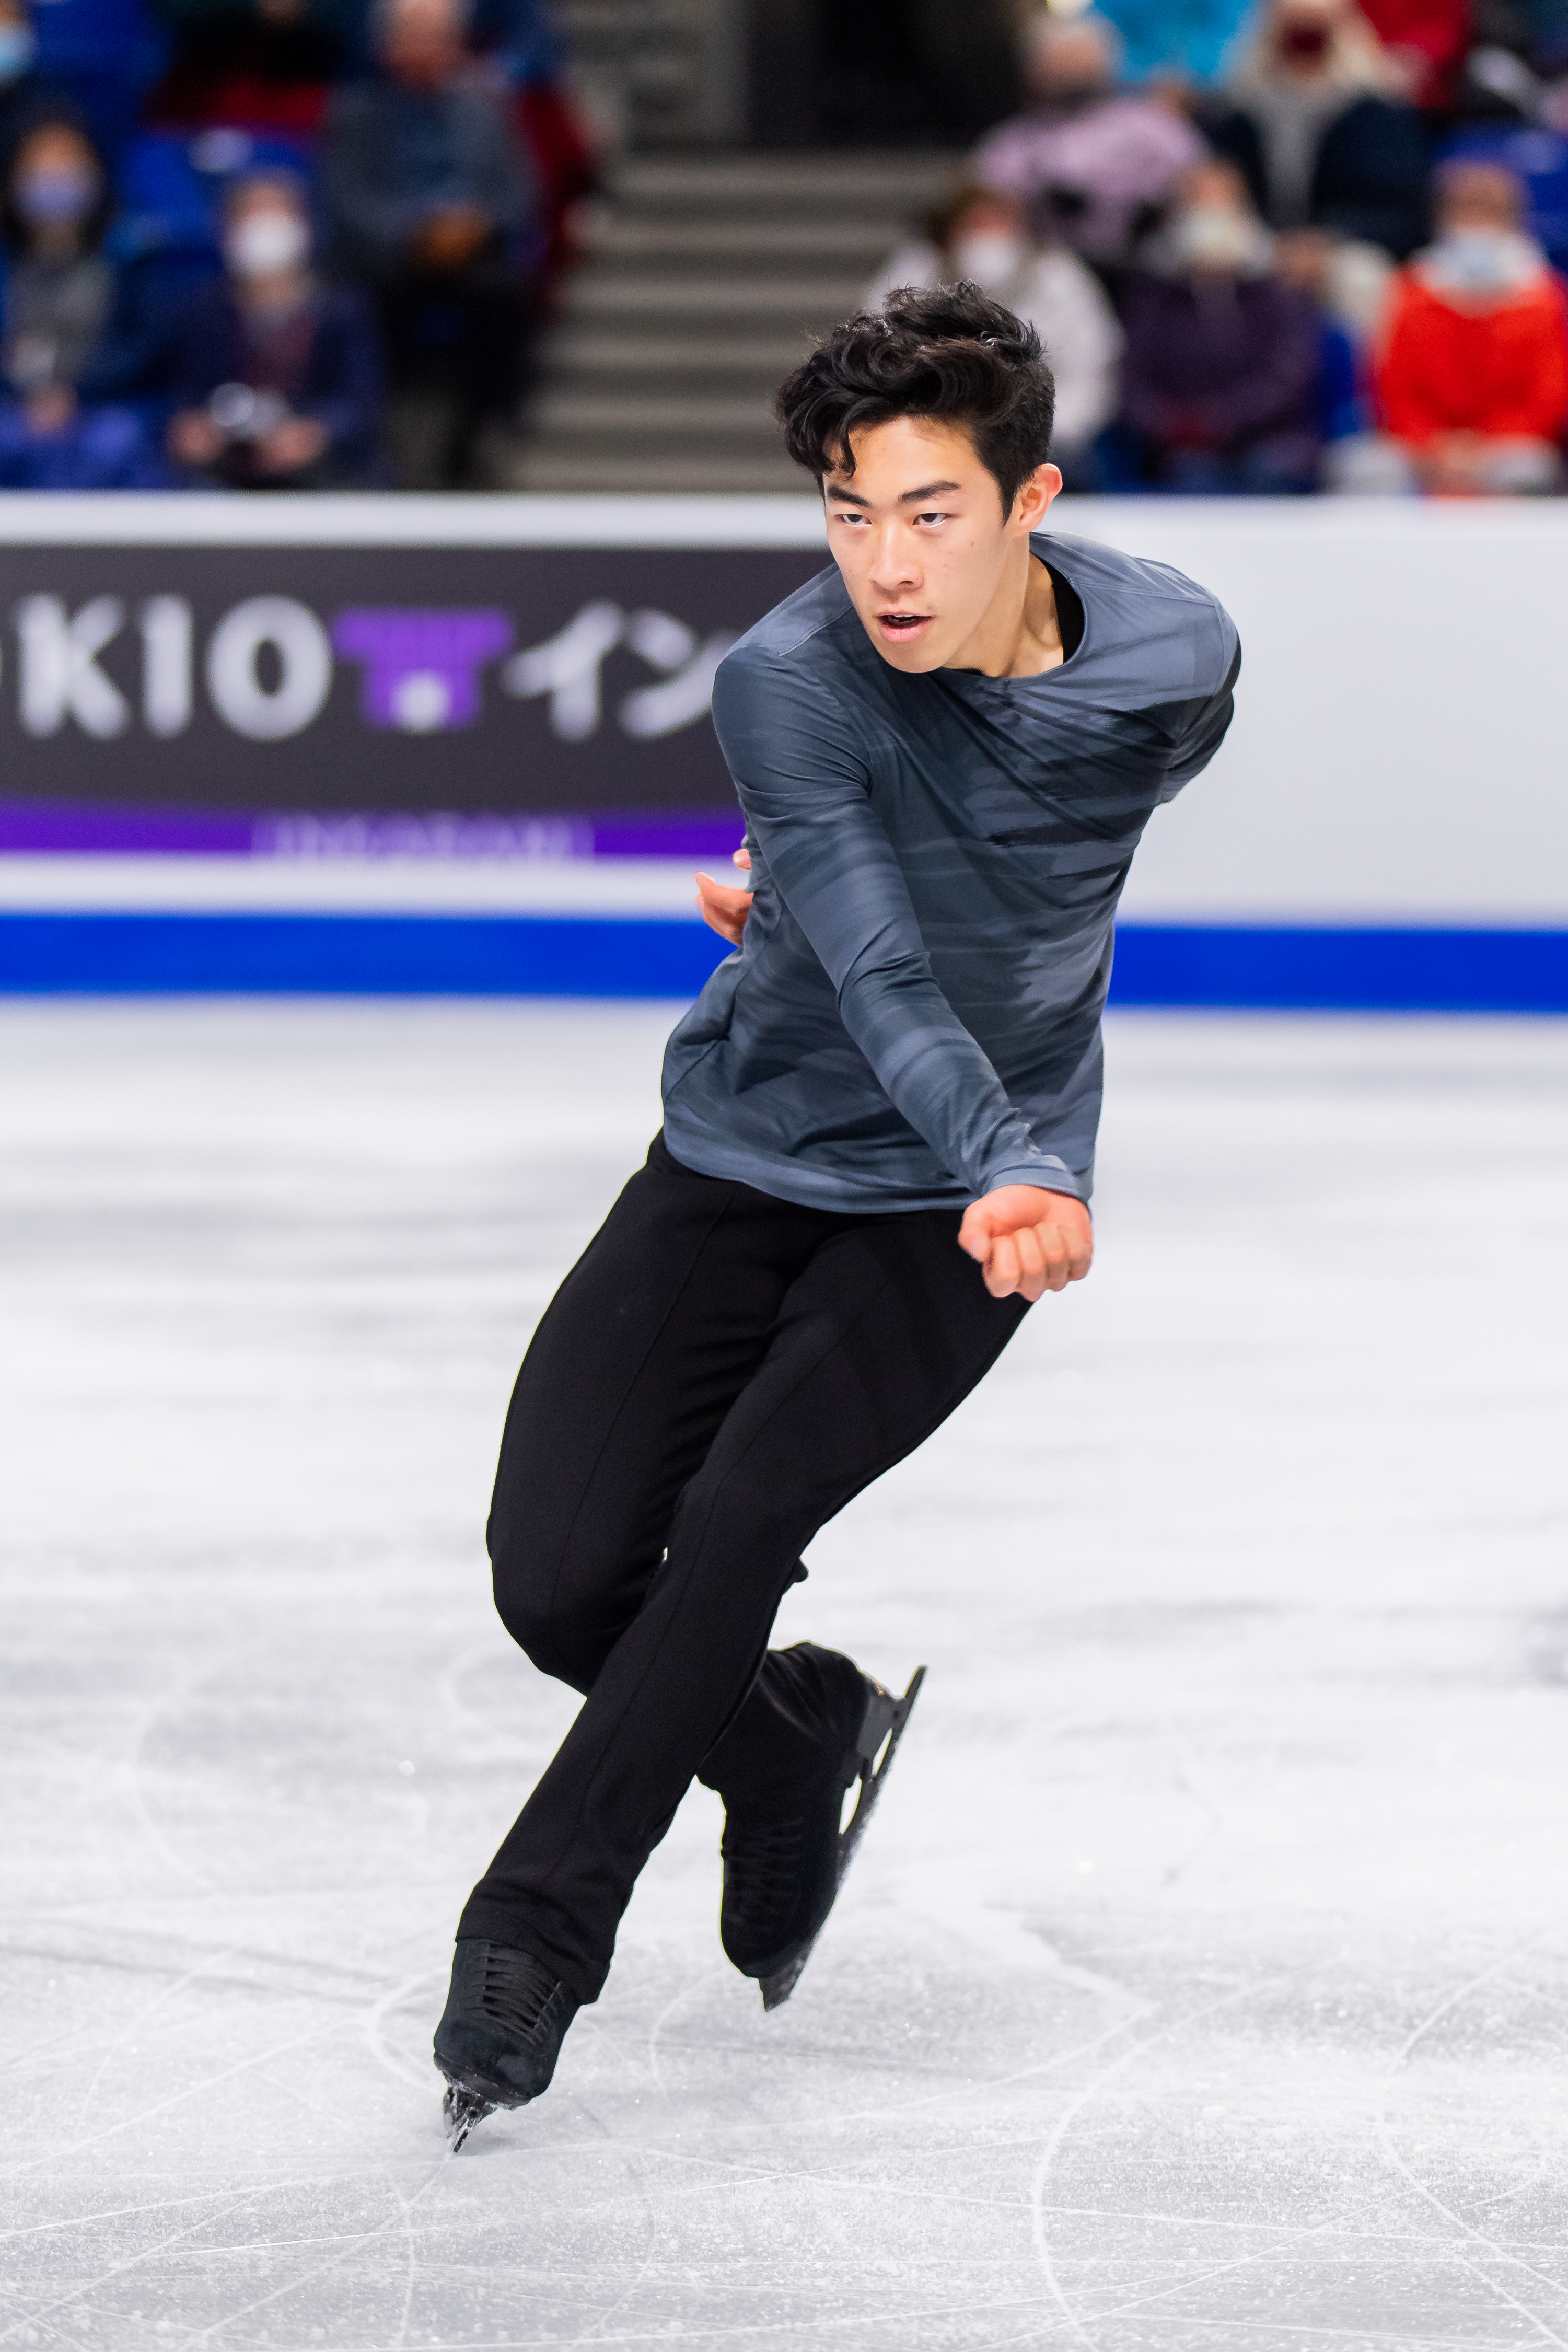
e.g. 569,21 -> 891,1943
0,495 -> 1563,928
1057,502 -> 1568,928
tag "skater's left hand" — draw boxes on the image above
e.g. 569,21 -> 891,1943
695,847 -> 754,946
959,1186 -> 1093,1301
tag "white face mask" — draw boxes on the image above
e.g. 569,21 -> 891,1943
1422,227 -> 1540,294
951,230 -> 1026,288
225,210 -> 310,279
1171,204 -> 1266,275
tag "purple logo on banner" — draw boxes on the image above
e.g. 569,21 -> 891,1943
332,609 -> 515,734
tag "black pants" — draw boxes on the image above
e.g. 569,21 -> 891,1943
376,255 -> 533,485
458,1134 -> 1028,2000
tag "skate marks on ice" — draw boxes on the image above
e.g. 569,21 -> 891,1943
4,1006 -> 1568,2348
11,1914 -> 1565,2352
1025,1944 -> 1568,2349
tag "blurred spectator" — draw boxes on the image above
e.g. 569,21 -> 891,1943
321,0 -> 536,486
1334,159 -> 1568,489
1275,223 -> 1394,436
1438,120 -> 1568,275
167,167 -> 383,484
1203,0 -> 1431,256
865,184 -> 1122,484
1119,157 -> 1323,489
972,13 -> 1203,271
0,114 -> 168,485
467,0 -> 595,306
147,0 -> 355,134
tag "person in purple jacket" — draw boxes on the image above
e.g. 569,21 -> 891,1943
1119,157 -> 1323,492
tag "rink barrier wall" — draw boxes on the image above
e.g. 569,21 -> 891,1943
3,913 -> 1567,1009
1,495 -> 1565,1010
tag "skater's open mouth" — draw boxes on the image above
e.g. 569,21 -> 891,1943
876,611 -> 934,641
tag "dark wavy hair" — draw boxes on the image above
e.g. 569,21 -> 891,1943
775,282 -> 1057,515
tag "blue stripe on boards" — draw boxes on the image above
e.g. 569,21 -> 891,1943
1109,926 -> 1568,1014
1,914 -> 1566,1010
0,914 -> 735,998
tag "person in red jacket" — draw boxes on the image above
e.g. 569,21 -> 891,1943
1371,161 -> 1568,495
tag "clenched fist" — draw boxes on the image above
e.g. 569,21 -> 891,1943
959,1185 -> 1093,1301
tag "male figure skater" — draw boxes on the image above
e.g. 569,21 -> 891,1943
435,283 -> 1239,2144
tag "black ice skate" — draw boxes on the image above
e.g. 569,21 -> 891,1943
721,1665 -> 925,2011
433,1939 -> 580,2150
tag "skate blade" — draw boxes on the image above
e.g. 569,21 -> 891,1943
442,2081 -> 497,2151
758,1664 -> 926,2012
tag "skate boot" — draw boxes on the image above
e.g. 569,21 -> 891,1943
433,1938 -> 580,2149
720,1664 -> 925,2011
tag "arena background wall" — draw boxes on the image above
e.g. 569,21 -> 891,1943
0,494 -> 1562,1009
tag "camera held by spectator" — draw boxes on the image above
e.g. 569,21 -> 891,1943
167,168 -> 384,486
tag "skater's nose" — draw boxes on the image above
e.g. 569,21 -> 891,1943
866,524 -> 923,597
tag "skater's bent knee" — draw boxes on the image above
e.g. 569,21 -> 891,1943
490,1554 -> 617,1694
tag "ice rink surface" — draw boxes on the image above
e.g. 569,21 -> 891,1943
4,1000 -> 1568,2352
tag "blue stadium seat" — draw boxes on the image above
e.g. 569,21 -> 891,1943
104,128 -> 321,374
29,0 -> 168,160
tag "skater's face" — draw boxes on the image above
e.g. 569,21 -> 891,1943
822,416 -> 1060,676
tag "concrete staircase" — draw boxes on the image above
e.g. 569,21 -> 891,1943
510,150 -> 962,493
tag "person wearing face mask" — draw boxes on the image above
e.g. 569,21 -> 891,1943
971,13 -> 1203,276
166,169 -> 384,486
0,114 -> 170,487
1201,0 -> 1430,258
1331,160 -> 1568,492
1118,158 -> 1323,489
864,184 -> 1123,486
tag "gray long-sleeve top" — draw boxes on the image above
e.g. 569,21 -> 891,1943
321,77 -> 534,282
661,531 -> 1239,1214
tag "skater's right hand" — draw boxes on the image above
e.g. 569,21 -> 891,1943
695,847 -> 754,947
959,1185 -> 1093,1301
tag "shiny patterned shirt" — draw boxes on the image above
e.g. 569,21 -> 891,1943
661,530 -> 1240,1214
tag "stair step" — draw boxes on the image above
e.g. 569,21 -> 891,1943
613,154 -> 963,206
522,146 -> 959,492
545,331 -> 812,374
567,273 -> 867,318
511,451 -> 812,492
533,388 -> 781,431
588,218 -> 897,263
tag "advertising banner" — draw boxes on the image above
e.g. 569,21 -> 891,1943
0,515 -> 827,847
2,495 -> 1565,1008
